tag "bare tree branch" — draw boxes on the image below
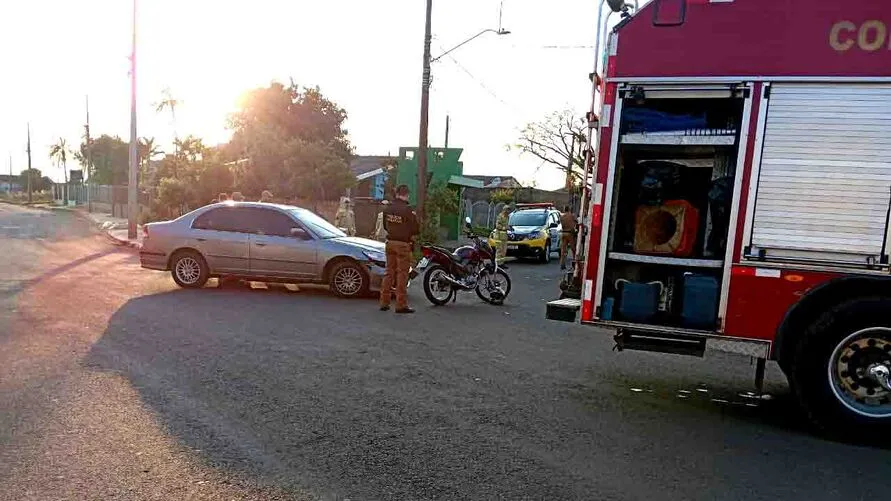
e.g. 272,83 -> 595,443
513,109 -> 587,181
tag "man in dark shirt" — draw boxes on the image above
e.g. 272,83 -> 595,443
380,184 -> 420,313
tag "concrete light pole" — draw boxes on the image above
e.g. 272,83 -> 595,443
26,123 -> 32,203
127,0 -> 139,239
85,95 -> 93,213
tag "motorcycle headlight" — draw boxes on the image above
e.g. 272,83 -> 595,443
363,250 -> 386,264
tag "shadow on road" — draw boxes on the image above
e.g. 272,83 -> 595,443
24,249 -> 121,288
83,287 -> 891,500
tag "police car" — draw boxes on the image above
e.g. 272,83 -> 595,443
488,203 -> 562,263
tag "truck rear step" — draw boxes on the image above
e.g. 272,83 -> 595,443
546,298 -> 581,322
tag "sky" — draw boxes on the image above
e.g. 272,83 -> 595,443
0,0 -> 616,189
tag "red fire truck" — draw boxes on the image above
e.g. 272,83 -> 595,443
547,0 -> 891,438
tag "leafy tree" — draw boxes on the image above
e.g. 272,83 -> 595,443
514,110 -> 589,184
155,177 -> 190,217
76,135 -> 129,185
18,168 -> 52,192
138,137 -> 163,167
156,87 -> 180,159
174,135 -> 205,163
138,137 -> 163,187
227,81 -> 354,200
49,138 -> 70,203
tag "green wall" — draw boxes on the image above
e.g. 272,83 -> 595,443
395,147 -> 464,240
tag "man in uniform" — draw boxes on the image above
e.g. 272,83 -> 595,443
334,196 -> 357,236
379,185 -> 419,314
559,205 -> 578,270
494,205 -> 511,264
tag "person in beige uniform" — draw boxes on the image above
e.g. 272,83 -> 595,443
374,200 -> 390,242
494,205 -> 511,264
334,197 -> 357,236
559,205 -> 578,270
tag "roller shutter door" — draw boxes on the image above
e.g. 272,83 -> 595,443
750,83 -> 891,263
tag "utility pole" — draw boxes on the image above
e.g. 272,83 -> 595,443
85,95 -> 93,213
26,123 -> 32,203
416,0 -> 432,221
127,0 -> 139,239
7,153 -> 11,195
444,115 -> 450,148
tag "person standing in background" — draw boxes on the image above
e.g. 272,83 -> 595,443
374,200 -> 390,242
334,197 -> 356,236
494,205 -> 511,264
559,205 -> 578,270
379,185 -> 419,314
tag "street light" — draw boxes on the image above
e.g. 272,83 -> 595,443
415,0 -> 510,223
432,28 -> 512,63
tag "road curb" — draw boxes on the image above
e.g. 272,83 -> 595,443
107,232 -> 141,249
73,208 -> 142,249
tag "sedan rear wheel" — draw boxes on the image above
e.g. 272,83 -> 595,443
171,250 -> 209,289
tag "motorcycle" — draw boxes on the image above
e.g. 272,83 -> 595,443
415,217 -> 511,306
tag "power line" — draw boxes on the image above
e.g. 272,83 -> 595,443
436,46 -> 518,112
541,45 -> 595,49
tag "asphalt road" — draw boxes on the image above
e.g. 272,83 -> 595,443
1,203 -> 889,501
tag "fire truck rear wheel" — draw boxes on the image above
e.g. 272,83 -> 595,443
790,297 -> 891,443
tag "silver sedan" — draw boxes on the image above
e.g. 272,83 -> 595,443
139,202 -> 388,297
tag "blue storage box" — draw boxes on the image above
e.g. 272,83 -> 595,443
616,280 -> 662,323
681,274 -> 719,329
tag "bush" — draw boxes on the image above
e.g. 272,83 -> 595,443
471,225 -> 493,237
489,188 -> 515,204
419,182 -> 459,244
0,190 -> 52,204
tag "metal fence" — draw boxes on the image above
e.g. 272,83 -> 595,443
458,187 -> 579,230
461,199 -> 507,230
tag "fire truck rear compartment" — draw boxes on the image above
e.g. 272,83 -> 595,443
600,96 -> 745,336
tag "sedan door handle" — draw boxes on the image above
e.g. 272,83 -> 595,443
196,238 -> 207,242
254,242 -> 267,247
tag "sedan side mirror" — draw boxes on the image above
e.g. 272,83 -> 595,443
291,227 -> 310,240
549,222 -> 559,229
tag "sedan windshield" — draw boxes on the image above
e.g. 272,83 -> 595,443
290,208 -> 346,239
509,211 -> 547,227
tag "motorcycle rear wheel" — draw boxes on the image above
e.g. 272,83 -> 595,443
423,265 -> 456,306
476,268 -> 511,305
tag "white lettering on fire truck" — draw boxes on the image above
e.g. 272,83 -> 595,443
830,20 -> 890,52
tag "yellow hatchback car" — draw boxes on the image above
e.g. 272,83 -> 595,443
488,205 -> 562,263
